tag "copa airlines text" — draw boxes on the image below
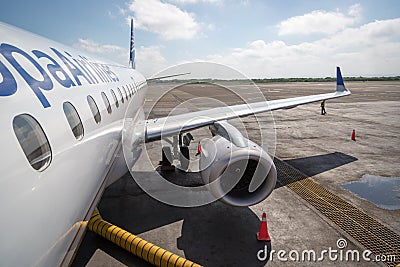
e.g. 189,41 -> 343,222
0,43 -> 120,108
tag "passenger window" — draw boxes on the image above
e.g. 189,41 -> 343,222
13,114 -> 52,171
117,88 -> 124,104
122,86 -> 129,101
111,89 -> 119,108
63,102 -> 84,140
101,92 -> 112,114
87,95 -> 101,123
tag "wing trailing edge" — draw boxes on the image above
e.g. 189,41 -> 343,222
145,67 -> 351,142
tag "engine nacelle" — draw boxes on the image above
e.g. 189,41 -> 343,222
199,121 -> 277,206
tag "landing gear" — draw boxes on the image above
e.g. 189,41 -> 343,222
159,146 -> 175,171
159,132 -> 193,172
179,146 -> 190,171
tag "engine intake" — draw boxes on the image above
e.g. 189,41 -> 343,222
199,121 -> 277,206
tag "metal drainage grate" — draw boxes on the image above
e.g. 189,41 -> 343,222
274,157 -> 400,267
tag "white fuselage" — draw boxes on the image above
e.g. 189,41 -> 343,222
0,22 -> 147,266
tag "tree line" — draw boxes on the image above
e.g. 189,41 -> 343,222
252,76 -> 400,83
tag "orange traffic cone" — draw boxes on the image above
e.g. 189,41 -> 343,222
195,142 -> 202,156
351,129 -> 356,141
257,212 -> 271,241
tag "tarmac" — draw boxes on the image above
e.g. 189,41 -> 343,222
72,81 -> 400,267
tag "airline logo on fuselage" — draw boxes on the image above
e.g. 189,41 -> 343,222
0,43 -> 120,108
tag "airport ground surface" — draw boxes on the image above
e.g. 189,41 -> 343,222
73,81 -> 400,267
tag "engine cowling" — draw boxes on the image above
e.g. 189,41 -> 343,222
199,121 -> 277,206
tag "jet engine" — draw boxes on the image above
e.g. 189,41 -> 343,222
199,121 -> 277,206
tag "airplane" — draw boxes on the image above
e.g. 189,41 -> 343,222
0,19 -> 350,266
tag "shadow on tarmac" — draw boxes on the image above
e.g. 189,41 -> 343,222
73,151 -> 356,266
286,152 -> 358,177
72,173 -> 270,267
275,152 -> 358,188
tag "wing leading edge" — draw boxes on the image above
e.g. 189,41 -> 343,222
145,67 -> 350,142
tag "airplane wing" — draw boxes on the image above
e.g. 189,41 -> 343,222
145,67 -> 350,142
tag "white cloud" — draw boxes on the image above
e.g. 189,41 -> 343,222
73,38 -> 168,77
108,4 -> 129,19
348,3 -> 362,18
207,23 -> 216,31
74,39 -> 126,54
76,3 -> 399,79
73,39 -> 128,65
107,10 -> 115,19
208,18 -> 400,77
136,46 -> 168,77
128,0 -> 200,40
277,5 -> 361,36
168,0 -> 223,5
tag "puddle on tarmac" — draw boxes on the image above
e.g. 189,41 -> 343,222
341,174 -> 400,210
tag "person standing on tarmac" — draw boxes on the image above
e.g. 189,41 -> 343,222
321,100 -> 326,115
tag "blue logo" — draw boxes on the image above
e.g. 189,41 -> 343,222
0,43 -> 120,108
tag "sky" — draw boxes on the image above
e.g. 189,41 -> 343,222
1,0 -> 399,78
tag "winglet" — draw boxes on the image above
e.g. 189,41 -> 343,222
336,66 -> 347,92
129,18 -> 136,69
